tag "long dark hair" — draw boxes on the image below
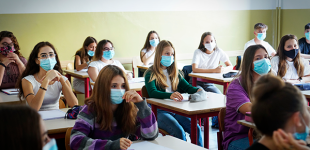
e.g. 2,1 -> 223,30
0,31 -> 22,57
93,39 -> 114,61
17,41 -> 63,101
75,36 -> 97,64
140,31 -> 160,62
0,105 -> 42,150
198,32 -> 218,52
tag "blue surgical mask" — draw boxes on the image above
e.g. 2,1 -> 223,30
257,33 -> 266,41
87,50 -> 94,57
40,58 -> 57,71
253,58 -> 271,75
160,55 -> 174,67
103,50 -> 115,60
43,138 -> 58,150
305,32 -> 310,41
111,89 -> 125,104
283,49 -> 299,59
294,116 -> 310,142
149,39 -> 159,47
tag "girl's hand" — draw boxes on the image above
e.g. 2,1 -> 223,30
120,138 -> 132,150
170,92 -> 183,102
7,52 -> 21,65
214,65 -> 224,73
1,56 -> 15,66
273,129 -> 310,150
122,90 -> 143,103
41,70 -> 61,83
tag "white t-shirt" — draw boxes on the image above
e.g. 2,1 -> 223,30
163,69 -> 173,93
23,75 -> 68,111
88,60 -> 126,82
191,48 -> 229,69
244,39 -> 276,57
271,56 -> 310,80
141,49 -> 155,64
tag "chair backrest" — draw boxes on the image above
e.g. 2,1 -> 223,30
66,62 -> 74,70
59,97 -> 66,109
182,65 -> 192,83
235,56 -> 242,70
65,127 -> 73,150
218,107 -> 226,132
141,86 -> 149,98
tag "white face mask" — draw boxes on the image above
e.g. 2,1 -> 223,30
204,42 -> 216,51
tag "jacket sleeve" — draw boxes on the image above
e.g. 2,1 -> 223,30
178,75 -> 199,94
144,70 -> 172,99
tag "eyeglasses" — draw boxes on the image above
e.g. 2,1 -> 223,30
103,47 -> 114,52
38,53 -> 57,59
1,42 -> 14,47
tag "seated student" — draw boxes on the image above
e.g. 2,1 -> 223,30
73,36 -> 97,93
0,31 -> 27,89
244,23 -> 276,57
88,39 -> 132,83
144,40 -> 203,146
299,23 -> 310,59
0,105 -> 56,150
271,34 -> 310,84
247,74 -> 310,150
70,65 -> 158,150
223,45 -> 272,150
140,31 -> 160,66
17,41 -> 78,111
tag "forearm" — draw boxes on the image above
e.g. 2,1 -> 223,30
60,79 -> 78,107
192,67 -> 217,73
76,63 -> 88,71
16,60 -> 26,74
0,66 -> 5,86
28,80 -> 49,111
142,56 -> 153,66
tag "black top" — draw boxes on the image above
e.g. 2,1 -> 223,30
246,142 -> 269,150
299,37 -> 310,54
74,50 -> 93,69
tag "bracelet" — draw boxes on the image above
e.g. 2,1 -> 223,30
25,93 -> 34,99
40,86 -> 47,91
0,63 -> 6,68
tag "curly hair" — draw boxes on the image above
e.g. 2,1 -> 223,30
0,31 -> 22,57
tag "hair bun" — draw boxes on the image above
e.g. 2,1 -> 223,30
253,74 -> 285,101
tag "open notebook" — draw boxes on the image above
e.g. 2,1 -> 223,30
128,141 -> 172,150
2,88 -> 19,95
164,94 -> 189,102
38,109 -> 66,120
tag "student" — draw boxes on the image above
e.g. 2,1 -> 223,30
0,105 -> 57,150
88,39 -> 132,83
0,31 -> 27,89
73,36 -> 97,93
70,65 -> 158,150
17,41 -> 78,111
223,45 -> 272,150
246,74 -> 310,150
140,31 -> 160,66
299,23 -> 310,59
271,34 -> 310,84
244,23 -> 276,57
144,40 -> 204,146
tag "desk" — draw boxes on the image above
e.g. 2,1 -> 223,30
44,108 -> 76,139
132,135 -> 207,150
237,120 -> 256,145
64,70 -> 90,98
0,92 -> 25,105
189,71 -> 238,94
301,91 -> 310,102
146,92 -> 226,149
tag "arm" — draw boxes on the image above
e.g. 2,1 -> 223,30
16,57 -> 26,75
141,51 -> 155,66
144,71 -> 172,99
178,75 -> 199,94
88,66 -> 98,82
0,56 -> 15,86
300,54 -> 310,59
271,51 -> 276,57
223,61 -> 233,72
59,77 -> 78,107
192,63 -> 221,73
238,103 -> 252,115
75,55 -> 88,71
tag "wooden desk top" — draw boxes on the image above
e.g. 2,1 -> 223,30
0,92 -> 25,105
44,108 -> 76,134
146,92 -> 226,115
237,120 -> 256,129
64,70 -> 89,78
132,135 -> 208,150
301,90 -> 310,99
189,71 -> 238,83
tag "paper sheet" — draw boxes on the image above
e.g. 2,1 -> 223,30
128,78 -> 145,84
38,109 -> 66,120
164,94 -> 189,102
2,88 -> 19,95
128,141 -> 172,150
76,69 -> 88,72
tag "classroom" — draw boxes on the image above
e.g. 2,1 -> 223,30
1,0 -> 310,150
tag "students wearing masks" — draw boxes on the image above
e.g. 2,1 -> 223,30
73,36 -> 97,93
247,74 -> 310,150
243,23 -> 276,57
17,42 -> 78,111
223,45 -> 272,150
0,31 -> 27,89
144,40 -> 204,147
299,23 -> 310,59
140,31 -> 160,66
271,34 -> 310,84
70,65 -> 158,150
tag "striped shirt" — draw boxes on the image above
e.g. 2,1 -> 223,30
70,99 -> 158,150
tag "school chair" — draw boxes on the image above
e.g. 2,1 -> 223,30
141,86 -> 169,136
59,96 -> 67,109
65,62 -> 85,96
233,56 -> 242,70
217,107 -> 226,150
65,127 -> 73,150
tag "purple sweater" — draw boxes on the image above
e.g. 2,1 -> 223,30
70,99 -> 158,150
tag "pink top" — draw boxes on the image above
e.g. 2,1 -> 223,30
0,57 -> 27,89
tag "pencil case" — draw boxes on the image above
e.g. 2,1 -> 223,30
245,112 -> 253,123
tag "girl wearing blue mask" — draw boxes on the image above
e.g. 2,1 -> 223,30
73,36 -> 97,93
70,65 -> 158,150
88,39 -> 132,83
271,34 -> 310,84
246,74 -> 310,150
144,40 -> 204,147
140,31 -> 160,66
17,42 -> 78,111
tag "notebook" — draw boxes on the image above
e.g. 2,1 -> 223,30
38,109 -> 66,120
128,141 -> 172,150
2,88 -> 19,95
